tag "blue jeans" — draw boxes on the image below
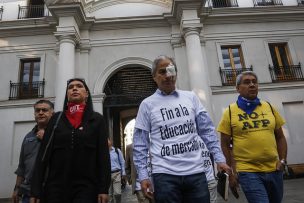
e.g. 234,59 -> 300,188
22,194 -> 30,203
152,172 -> 210,203
238,171 -> 283,203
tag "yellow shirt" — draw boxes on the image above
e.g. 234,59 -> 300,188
217,101 -> 285,172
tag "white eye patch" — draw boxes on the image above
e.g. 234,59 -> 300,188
166,63 -> 177,77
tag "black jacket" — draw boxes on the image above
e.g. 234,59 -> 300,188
31,109 -> 111,202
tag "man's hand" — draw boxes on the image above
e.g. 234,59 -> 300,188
276,160 -> 285,171
98,194 -> 109,203
141,179 -> 154,199
217,162 -> 231,175
12,190 -> 19,203
36,129 -> 45,140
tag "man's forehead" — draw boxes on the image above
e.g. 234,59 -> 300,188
35,103 -> 51,108
242,75 -> 256,80
158,58 -> 172,65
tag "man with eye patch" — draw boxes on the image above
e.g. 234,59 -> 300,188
133,55 -> 230,203
12,100 -> 54,203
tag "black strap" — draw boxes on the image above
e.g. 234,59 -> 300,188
266,101 -> 275,117
41,112 -> 62,189
42,112 -> 63,161
228,104 -> 232,135
228,104 -> 233,148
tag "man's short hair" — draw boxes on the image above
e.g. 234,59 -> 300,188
34,99 -> 54,109
236,71 -> 258,86
151,55 -> 177,76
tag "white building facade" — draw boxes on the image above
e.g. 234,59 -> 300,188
0,0 -> 304,198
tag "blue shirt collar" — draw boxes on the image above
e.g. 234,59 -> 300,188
156,88 -> 179,96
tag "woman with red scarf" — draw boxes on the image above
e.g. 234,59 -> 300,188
31,78 -> 111,203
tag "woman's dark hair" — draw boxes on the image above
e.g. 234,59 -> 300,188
63,78 -> 93,113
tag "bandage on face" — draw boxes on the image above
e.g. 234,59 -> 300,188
166,63 -> 177,77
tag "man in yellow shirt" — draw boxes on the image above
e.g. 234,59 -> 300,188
217,71 -> 287,203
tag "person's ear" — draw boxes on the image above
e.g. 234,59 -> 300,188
153,76 -> 157,82
236,85 -> 240,93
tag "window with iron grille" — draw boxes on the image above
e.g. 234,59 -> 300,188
268,43 -> 304,82
18,0 -> 46,19
212,0 -> 239,8
221,45 -> 245,70
18,58 -> 41,99
219,45 -> 249,85
253,0 -> 283,6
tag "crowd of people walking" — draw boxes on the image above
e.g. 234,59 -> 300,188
12,55 -> 287,203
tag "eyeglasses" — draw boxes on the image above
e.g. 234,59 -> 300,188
35,108 -> 50,113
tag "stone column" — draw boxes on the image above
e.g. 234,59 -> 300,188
53,15 -> 80,111
170,25 -> 191,90
181,9 -> 213,117
54,34 -> 78,111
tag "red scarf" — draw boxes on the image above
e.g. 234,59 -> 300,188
65,103 -> 86,128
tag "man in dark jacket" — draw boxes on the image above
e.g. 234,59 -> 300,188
12,100 -> 54,203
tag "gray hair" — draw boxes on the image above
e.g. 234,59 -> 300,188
151,55 -> 177,76
236,71 -> 258,86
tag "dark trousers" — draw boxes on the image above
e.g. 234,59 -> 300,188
22,194 -> 30,203
152,172 -> 210,203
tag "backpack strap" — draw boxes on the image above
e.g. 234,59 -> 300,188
228,104 -> 234,148
228,104 -> 232,135
266,101 -> 275,117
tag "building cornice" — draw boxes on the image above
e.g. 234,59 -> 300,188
47,3 -> 95,29
170,0 -> 202,23
201,6 -> 304,25
0,97 -> 55,109
91,15 -> 170,30
0,17 -> 57,37
84,0 -> 172,13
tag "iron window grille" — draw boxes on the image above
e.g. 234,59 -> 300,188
253,0 -> 283,6
206,0 -> 239,8
269,63 -> 304,82
219,66 -> 253,86
18,5 -> 49,19
9,79 -> 45,100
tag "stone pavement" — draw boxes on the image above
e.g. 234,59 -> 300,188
1,178 -> 303,203
121,178 -> 304,203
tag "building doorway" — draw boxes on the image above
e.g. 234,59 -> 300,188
103,65 -> 156,153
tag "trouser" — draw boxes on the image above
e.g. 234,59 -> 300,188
109,171 -> 122,203
22,194 -> 30,203
238,171 -> 284,203
152,172 -> 210,203
208,179 -> 217,203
